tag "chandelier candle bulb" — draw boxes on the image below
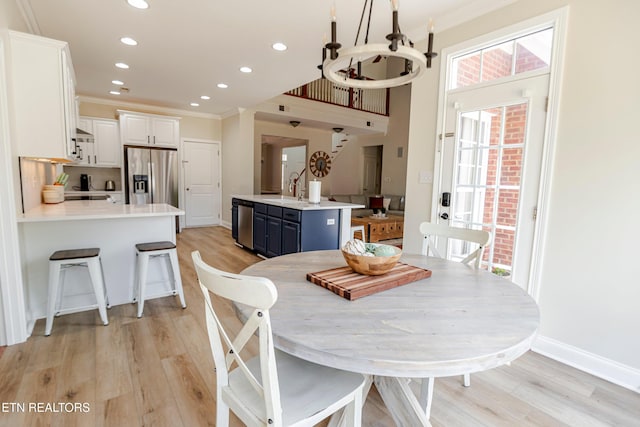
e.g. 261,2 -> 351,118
331,20 -> 337,45
309,180 -> 321,204
426,18 -> 437,68
327,5 -> 341,60
392,10 -> 399,35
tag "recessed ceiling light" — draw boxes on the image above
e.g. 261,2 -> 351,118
200,95 -> 210,100
127,0 -> 149,9
115,62 -> 129,69
240,66 -> 252,73
217,83 -> 228,89
272,42 -> 287,51
112,80 -> 124,85
120,37 -> 138,46
110,91 -> 121,95
190,102 -> 199,107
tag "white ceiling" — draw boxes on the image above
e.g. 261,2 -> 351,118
21,0 -> 516,117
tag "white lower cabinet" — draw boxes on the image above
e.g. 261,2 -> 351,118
74,118 -> 120,167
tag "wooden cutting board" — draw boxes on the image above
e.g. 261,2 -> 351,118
307,262 -> 432,301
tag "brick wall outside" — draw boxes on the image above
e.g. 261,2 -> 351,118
453,43 -> 544,270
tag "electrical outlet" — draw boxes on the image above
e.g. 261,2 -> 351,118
327,218 -> 335,225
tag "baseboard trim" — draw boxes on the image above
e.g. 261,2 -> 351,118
220,220 -> 231,230
533,335 -> 640,393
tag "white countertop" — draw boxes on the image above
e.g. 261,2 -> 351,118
18,200 -> 184,223
233,194 -> 364,211
65,190 -> 123,196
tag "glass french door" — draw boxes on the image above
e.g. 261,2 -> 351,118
437,74 -> 549,288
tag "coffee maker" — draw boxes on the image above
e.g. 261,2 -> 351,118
80,174 -> 90,191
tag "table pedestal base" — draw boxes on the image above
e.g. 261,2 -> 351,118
375,376 -> 432,427
328,375 -> 433,427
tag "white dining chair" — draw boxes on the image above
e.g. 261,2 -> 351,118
417,222 -> 492,417
350,225 -> 366,242
419,221 -> 491,269
191,251 -> 365,427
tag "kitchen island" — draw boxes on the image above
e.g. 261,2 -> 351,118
17,200 -> 184,328
232,195 -> 364,258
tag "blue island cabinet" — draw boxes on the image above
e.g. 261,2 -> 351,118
266,206 -> 283,257
248,204 -> 340,258
282,208 -> 301,255
253,203 -> 267,255
299,209 -> 340,252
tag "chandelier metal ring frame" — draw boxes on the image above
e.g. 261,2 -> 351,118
321,0 -> 436,90
323,43 -> 427,89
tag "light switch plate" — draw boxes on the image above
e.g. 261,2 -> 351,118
327,218 -> 335,225
419,171 -> 433,184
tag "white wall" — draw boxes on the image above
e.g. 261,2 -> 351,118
353,83 -> 412,196
404,0 -> 640,386
330,136 -> 362,195
0,2 -> 30,344
222,109 -> 255,223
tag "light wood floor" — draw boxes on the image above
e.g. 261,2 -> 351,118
0,226 -> 638,426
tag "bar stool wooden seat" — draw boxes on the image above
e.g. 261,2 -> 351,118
134,241 -> 186,318
45,248 -> 109,336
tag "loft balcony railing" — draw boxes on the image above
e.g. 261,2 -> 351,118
286,78 -> 389,116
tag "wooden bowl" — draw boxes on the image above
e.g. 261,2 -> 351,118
341,244 -> 402,276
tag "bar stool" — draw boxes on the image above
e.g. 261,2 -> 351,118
134,241 -> 186,318
45,248 -> 109,336
350,225 -> 367,242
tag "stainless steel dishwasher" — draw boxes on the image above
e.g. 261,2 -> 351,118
237,202 -> 254,249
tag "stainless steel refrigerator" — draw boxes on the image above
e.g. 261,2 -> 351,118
124,146 -> 178,207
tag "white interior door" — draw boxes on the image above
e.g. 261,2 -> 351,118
437,74 -> 549,288
183,141 -> 220,227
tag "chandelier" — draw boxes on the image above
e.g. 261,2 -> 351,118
321,0 -> 436,89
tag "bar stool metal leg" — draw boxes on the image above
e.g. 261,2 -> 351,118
88,257 -> 109,326
136,252 -> 149,318
168,249 -> 186,308
45,261 -> 61,336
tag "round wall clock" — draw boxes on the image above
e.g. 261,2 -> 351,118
309,150 -> 332,177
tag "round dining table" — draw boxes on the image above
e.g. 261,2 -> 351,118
240,250 -> 539,426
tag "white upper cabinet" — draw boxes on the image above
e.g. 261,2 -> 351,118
118,110 -> 180,148
120,114 -> 150,146
93,120 -> 120,166
73,117 -> 120,167
151,116 -> 180,146
7,31 -> 77,160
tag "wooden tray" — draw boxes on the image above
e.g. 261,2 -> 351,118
307,262 -> 432,301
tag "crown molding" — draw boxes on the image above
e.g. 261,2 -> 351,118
78,95 -> 222,120
219,107 -> 249,120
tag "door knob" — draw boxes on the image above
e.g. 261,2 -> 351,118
440,212 -> 449,220
186,188 -> 190,191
